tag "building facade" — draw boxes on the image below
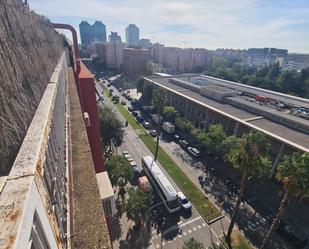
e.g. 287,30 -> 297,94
125,24 -> 140,46
105,42 -> 126,69
92,21 -> 106,42
122,48 -> 149,75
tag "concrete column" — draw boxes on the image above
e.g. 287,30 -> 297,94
233,121 -> 239,136
184,101 -> 188,119
203,109 -> 209,131
270,143 -> 285,178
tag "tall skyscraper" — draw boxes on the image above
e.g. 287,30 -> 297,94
79,21 -> 92,45
108,32 -> 122,43
92,21 -> 106,42
125,24 -> 140,46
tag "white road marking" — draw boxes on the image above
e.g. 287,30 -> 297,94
197,225 -> 202,229
188,229 -> 192,234
193,227 -> 197,231
156,244 -> 160,249
183,231 -> 187,236
178,234 -> 182,238
202,223 -> 206,227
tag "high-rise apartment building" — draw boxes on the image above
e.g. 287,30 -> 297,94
122,48 -> 149,75
152,43 -> 164,64
163,47 -> 180,72
92,21 -> 106,42
79,21 -> 93,45
125,24 -> 140,46
105,42 -> 126,69
178,48 -> 193,72
109,32 -> 122,43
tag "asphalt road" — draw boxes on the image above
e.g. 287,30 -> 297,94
96,82 -> 222,249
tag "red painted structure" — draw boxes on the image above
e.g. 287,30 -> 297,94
52,23 -> 105,173
77,63 -> 105,172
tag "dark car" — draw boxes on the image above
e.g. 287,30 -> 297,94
121,100 -> 126,105
132,111 -> 139,117
179,140 -> 189,149
128,106 -> 134,112
136,116 -> 144,123
150,129 -> 157,137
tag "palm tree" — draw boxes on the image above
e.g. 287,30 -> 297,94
152,88 -> 167,161
260,152 -> 309,249
226,131 -> 271,247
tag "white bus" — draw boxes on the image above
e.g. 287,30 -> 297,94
142,156 -> 180,213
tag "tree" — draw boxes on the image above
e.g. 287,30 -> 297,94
163,106 -> 179,123
197,124 -> 226,157
260,152 -> 309,249
98,106 -> 124,154
183,238 -> 204,249
226,131 -> 271,246
105,155 -> 132,188
125,188 -> 153,225
152,88 -> 167,161
137,78 -> 145,93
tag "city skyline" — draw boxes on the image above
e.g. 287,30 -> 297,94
29,0 -> 309,53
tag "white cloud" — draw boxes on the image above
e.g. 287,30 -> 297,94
29,0 -> 309,53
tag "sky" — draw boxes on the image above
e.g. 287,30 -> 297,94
29,0 -> 309,53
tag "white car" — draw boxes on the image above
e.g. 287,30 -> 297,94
187,147 -> 200,157
178,191 -> 192,211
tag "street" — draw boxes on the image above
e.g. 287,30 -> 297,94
96,78 -> 298,249
96,82 -> 224,249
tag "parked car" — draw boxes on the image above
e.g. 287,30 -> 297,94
136,116 -> 144,123
187,147 -> 200,157
121,100 -> 126,105
179,140 -> 189,149
150,129 -> 157,137
128,106 -> 134,112
118,88 -> 123,92
107,83 -> 112,87
132,111 -> 139,117
98,95 -> 104,101
122,150 -> 129,156
178,191 -> 192,211
143,122 -> 151,129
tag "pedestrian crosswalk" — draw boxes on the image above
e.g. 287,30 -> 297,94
153,221 -> 210,248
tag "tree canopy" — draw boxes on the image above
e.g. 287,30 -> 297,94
98,106 -> 124,153
197,124 -> 226,156
204,59 -> 309,98
105,155 -> 132,187
163,106 -> 179,123
228,130 -> 271,177
125,188 -> 153,224
276,152 -> 309,198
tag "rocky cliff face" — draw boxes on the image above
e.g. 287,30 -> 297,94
0,0 -> 64,175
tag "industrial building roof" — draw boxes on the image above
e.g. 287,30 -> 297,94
145,74 -> 309,151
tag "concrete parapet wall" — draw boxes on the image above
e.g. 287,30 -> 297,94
0,52 -> 68,249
